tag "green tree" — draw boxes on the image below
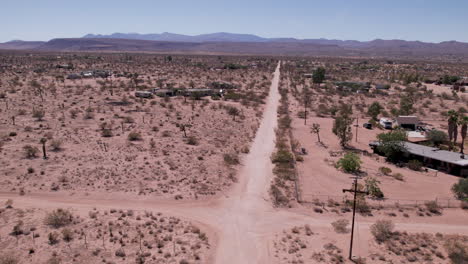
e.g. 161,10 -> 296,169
399,95 -> 414,115
312,67 -> 326,84
365,177 -> 384,199
426,129 -> 448,147
452,178 -> 468,201
376,130 -> 408,162
367,102 -> 383,120
332,105 -> 353,147
336,152 -> 362,173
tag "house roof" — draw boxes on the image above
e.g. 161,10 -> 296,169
396,116 -> 420,125
370,141 -> 468,166
404,142 -> 468,166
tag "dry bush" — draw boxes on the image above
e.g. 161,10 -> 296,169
444,236 -> 468,264
331,219 -> 349,233
23,145 -> 39,158
186,136 -> 198,145
378,166 -> 392,176
32,108 -> 45,121
392,173 -> 404,181
44,209 -> 73,228
425,200 -> 442,214
50,139 -> 62,151
48,232 -> 59,245
223,153 -> 239,165
270,184 -> 288,206
127,131 -> 142,141
370,219 -> 394,243
0,253 -> 19,264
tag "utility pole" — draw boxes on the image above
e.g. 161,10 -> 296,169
342,176 -> 368,261
355,117 -> 359,143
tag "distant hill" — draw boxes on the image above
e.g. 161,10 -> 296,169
0,40 -> 45,50
2,33 -> 468,60
83,32 -> 270,43
33,38 -> 343,56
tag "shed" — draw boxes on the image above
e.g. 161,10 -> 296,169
395,116 -> 420,131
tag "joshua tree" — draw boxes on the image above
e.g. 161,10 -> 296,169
40,138 -> 47,159
311,123 -> 321,143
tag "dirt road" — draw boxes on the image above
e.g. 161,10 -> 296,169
1,61 -> 468,263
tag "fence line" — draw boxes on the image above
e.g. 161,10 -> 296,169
300,194 -> 462,209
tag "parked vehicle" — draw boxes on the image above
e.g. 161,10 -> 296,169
379,118 -> 393,129
363,123 -> 372,129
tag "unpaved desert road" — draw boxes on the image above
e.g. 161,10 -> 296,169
1,61 -> 468,264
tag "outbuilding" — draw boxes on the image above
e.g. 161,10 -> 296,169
395,116 -> 420,131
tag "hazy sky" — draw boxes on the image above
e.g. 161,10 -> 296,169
2,0 -> 467,43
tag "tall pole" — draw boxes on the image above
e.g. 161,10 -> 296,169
343,177 -> 368,261
355,117 -> 359,143
349,177 -> 358,260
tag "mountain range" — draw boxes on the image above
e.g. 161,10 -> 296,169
1,32 -> 468,60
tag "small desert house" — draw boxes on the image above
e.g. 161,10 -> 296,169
370,141 -> 468,177
395,116 -> 420,131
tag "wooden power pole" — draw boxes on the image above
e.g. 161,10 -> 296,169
342,176 -> 368,261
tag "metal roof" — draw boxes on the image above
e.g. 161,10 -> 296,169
396,116 -> 420,125
403,142 -> 468,166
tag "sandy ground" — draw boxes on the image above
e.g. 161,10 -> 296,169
1,61 -> 468,264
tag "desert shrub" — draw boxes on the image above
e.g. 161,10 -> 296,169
32,108 -> 45,121
365,177 -> 384,199
370,220 -> 394,243
186,136 -> 198,145
279,116 -> 292,129
128,131 -> 142,141
379,167 -> 392,176
50,139 -> 62,151
336,152 -> 362,173
27,167 -> 35,174
271,150 -> 294,165
48,232 -> 60,245
0,253 -> 19,264
44,209 -> 73,228
452,178 -> 468,201
223,153 -> 239,165
331,219 -> 349,233
83,111 -> 94,120
162,130 -> 171,137
392,173 -> 405,181
444,236 -> 468,264
407,160 -> 422,171
23,145 -> 39,158
45,256 -> 61,264
115,248 -> 126,257
425,200 -> 441,214
62,228 -> 73,242
123,116 -> 134,123
461,201 -> 468,210
270,184 -> 288,206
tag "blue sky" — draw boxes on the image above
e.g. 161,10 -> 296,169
2,0 -> 467,43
